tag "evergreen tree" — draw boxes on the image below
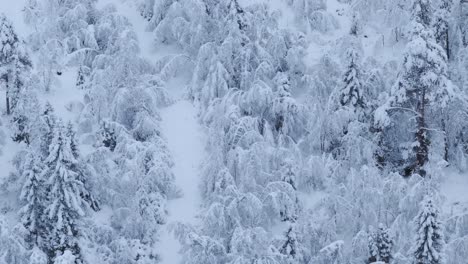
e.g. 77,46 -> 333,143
98,120 -> 116,151
368,224 -> 394,263
412,196 -> 445,264
280,159 -> 297,191
350,12 -> 361,36
75,65 -> 89,89
434,0 -> 452,60
377,0 -> 452,176
66,121 -> 99,211
39,103 -> 56,159
0,14 -> 32,115
11,87 -> 41,145
19,151 -> 45,247
339,48 -> 365,110
66,122 -> 79,159
41,121 -> 90,262
280,224 -> 303,263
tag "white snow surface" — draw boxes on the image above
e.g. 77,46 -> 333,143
441,168 -> 468,216
159,99 -> 205,264
0,0 -> 30,38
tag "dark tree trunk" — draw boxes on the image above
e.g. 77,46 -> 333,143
415,88 -> 428,176
445,28 -> 450,60
5,74 -> 10,115
442,118 -> 449,162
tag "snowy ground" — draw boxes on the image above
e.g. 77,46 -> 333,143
441,168 -> 468,216
0,0 -> 30,38
40,68 -> 86,123
159,99 -> 205,264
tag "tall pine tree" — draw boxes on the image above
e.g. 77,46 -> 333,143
41,121 -> 90,262
381,0 -> 452,176
39,103 -> 56,159
0,14 -> 32,115
412,196 -> 445,264
433,0 -> 452,60
368,224 -> 393,263
19,150 -> 45,247
339,48 -> 365,110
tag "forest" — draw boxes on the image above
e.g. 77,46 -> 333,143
0,0 -> 467,263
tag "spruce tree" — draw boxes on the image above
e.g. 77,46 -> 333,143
66,121 -> 99,211
0,14 -> 32,115
19,151 -> 45,247
385,0 -> 450,176
350,12 -> 361,36
11,85 -> 40,145
413,196 -> 445,264
434,0 -> 452,60
39,103 -> 56,159
368,224 -> 394,263
280,224 -> 302,263
340,48 -> 365,110
98,120 -> 116,151
41,121 -> 89,261
76,65 -> 89,89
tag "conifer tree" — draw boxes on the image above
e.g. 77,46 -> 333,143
339,48 -> 365,110
434,0 -> 452,60
41,121 -> 90,261
280,224 -> 303,263
66,122 -> 99,211
368,224 -> 394,263
378,0 -> 452,176
76,65 -> 89,89
0,14 -> 32,115
412,196 -> 445,264
19,151 -> 45,247
350,12 -> 361,36
11,87 -> 41,145
39,103 -> 56,159
98,120 -> 116,151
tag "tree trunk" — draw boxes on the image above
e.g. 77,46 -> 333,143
442,118 -> 449,162
446,28 -> 450,60
415,88 -> 428,176
6,96 -> 10,115
5,74 -> 10,115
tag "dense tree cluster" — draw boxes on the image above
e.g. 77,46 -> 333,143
0,0 -> 467,263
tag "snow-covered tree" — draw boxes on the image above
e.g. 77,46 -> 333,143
434,0 -> 452,59
375,0 -> 454,176
339,48 -> 365,110
412,196 -> 445,264
368,224 -> 394,263
0,14 -> 32,114
19,151 -> 45,247
38,103 -> 57,159
280,224 -> 305,263
11,87 -> 40,145
76,65 -> 90,89
41,121 -> 91,261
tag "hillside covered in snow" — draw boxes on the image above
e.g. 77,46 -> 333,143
0,0 -> 468,264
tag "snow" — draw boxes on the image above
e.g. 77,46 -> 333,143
299,190 -> 327,211
441,168 -> 468,216
40,68 -> 86,123
0,0 -> 30,38
158,99 -> 206,264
